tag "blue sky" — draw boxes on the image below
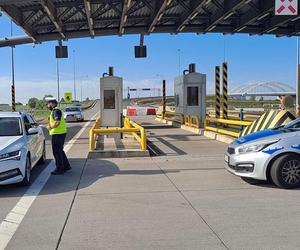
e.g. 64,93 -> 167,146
0,13 -> 298,103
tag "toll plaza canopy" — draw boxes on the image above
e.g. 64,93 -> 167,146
0,0 -> 299,47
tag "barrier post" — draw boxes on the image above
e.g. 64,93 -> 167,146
89,129 -> 95,150
239,108 -> 244,132
141,127 -> 147,150
215,66 -> 221,118
162,80 -> 166,120
11,84 -> 16,112
222,62 -> 228,119
120,113 -> 123,139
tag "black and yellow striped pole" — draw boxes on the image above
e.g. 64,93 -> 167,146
11,84 -> 16,112
162,80 -> 166,119
10,20 -> 16,112
215,66 -> 221,118
222,62 -> 228,119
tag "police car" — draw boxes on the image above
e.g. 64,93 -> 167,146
0,112 -> 46,185
225,118 -> 300,189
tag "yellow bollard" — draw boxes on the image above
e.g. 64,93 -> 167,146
89,129 -> 95,151
141,127 -> 147,151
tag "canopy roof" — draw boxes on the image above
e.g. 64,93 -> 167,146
0,0 -> 299,47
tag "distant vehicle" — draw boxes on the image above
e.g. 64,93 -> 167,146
225,118 -> 300,189
64,107 -> 84,122
0,112 -> 46,186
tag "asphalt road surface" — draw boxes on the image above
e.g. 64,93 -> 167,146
0,100 -> 100,249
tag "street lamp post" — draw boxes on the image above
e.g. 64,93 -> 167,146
81,82 -> 83,102
178,49 -> 181,76
73,50 -> 77,101
56,59 -> 60,103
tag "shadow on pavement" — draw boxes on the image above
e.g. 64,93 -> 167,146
0,159 -> 181,197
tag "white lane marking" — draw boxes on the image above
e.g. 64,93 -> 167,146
0,112 -> 99,250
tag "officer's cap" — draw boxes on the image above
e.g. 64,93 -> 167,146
45,97 -> 58,104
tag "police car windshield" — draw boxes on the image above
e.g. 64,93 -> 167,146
64,107 -> 80,112
283,118 -> 300,130
0,117 -> 23,136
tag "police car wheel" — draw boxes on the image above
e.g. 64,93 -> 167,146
271,154 -> 300,189
20,156 -> 31,186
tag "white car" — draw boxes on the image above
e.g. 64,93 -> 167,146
0,112 -> 46,186
64,107 -> 84,122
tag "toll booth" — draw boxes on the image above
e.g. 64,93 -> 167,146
174,64 -> 206,127
100,67 -> 123,127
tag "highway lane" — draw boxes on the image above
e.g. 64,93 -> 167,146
0,101 -> 99,227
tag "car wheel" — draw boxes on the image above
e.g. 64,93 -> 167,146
20,156 -> 31,186
271,154 -> 300,189
38,142 -> 46,164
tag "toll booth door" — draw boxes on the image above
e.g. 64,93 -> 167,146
102,88 -> 120,127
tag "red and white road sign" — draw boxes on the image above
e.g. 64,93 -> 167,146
275,0 -> 298,15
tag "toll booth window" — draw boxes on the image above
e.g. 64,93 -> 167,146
104,90 -> 115,109
187,87 -> 199,106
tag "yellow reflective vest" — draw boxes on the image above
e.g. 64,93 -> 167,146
49,107 -> 67,135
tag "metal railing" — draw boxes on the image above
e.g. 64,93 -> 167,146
156,110 -> 175,120
123,117 -> 147,150
89,117 -> 147,151
205,117 -> 252,138
156,111 -> 200,129
184,115 -> 200,129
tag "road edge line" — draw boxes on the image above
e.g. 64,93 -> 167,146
0,113 -> 98,250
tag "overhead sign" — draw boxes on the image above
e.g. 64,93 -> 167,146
64,92 -> 73,103
275,0 -> 298,15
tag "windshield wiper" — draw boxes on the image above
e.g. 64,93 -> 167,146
272,125 -> 285,130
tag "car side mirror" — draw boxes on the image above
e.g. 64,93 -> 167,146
27,128 -> 38,135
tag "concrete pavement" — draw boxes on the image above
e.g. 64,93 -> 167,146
1,112 -> 300,250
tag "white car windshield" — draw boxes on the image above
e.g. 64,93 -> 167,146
0,117 -> 23,136
64,107 -> 80,112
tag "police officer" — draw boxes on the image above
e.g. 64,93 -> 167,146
46,98 -> 71,175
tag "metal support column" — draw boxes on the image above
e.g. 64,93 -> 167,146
56,59 -> 60,103
73,49 -> 77,101
162,80 -> 166,120
215,66 -> 221,118
222,62 -> 228,119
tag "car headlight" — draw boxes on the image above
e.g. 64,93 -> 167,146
0,150 -> 21,161
238,140 -> 279,155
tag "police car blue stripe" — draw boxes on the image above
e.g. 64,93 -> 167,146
292,144 -> 300,150
262,146 -> 284,155
236,129 -> 283,145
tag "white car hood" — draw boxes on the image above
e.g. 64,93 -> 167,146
0,136 -> 24,152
